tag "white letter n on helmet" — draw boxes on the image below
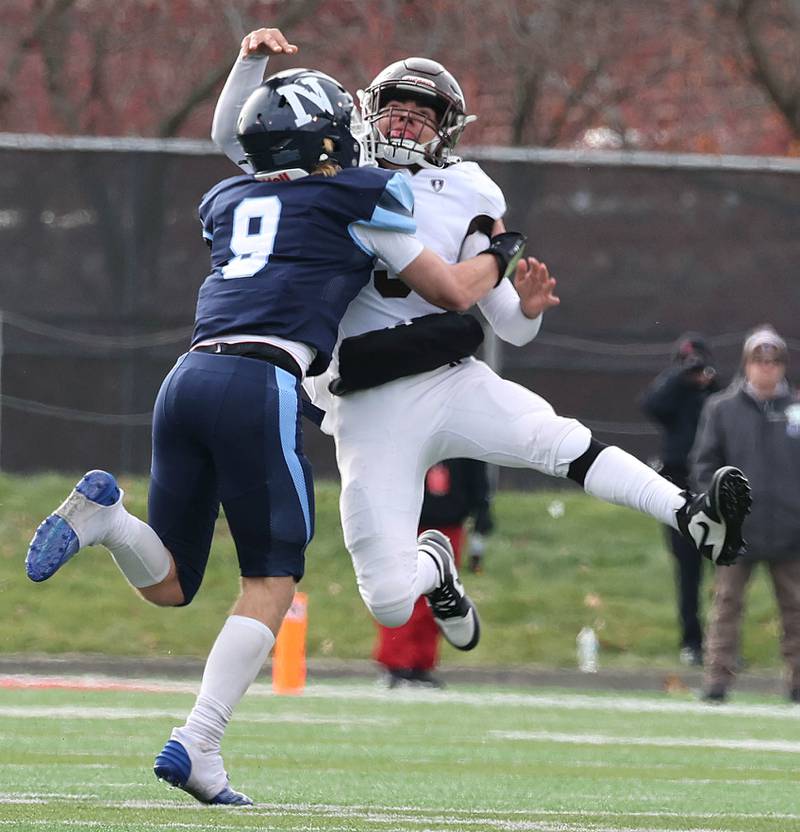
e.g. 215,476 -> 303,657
277,79 -> 335,126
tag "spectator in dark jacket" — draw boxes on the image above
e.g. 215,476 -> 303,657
690,325 -> 800,703
374,458 -> 494,688
641,333 -> 720,666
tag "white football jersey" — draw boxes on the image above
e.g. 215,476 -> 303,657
336,162 -> 506,342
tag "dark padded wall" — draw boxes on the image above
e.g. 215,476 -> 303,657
1,145 -> 797,488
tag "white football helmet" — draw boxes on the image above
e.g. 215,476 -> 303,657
360,57 -> 476,169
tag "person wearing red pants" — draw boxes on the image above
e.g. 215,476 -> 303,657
374,458 -> 493,688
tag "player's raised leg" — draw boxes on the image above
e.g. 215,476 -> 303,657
440,361 -> 752,566
566,441 -> 751,565
26,469 -> 172,588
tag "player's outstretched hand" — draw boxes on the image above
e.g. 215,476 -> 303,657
514,257 -> 560,319
240,27 -> 299,58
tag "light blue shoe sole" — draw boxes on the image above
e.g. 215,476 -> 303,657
25,470 -> 119,583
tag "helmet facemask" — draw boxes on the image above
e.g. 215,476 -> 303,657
361,82 -> 473,169
348,103 -> 377,167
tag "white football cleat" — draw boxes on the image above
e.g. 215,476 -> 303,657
420,529 -> 481,651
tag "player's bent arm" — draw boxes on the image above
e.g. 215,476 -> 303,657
351,223 -> 499,311
478,280 -> 542,346
461,226 -> 543,345
211,28 -> 298,169
211,53 -> 269,170
398,249 -> 499,312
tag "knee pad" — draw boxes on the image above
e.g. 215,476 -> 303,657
360,585 -> 415,628
353,550 -> 417,627
552,424 -> 593,479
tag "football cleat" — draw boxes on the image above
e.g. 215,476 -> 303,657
154,728 -> 253,806
676,466 -> 752,566
420,529 -> 480,651
26,470 -> 121,582
679,646 -> 703,667
702,684 -> 728,704
381,667 -> 445,690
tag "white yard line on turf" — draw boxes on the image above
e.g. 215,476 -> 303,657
0,704 -> 395,725
491,729 -> 800,753
3,795 -> 800,824
0,818 -> 755,832
4,700 -> 798,755
1,674 -> 797,721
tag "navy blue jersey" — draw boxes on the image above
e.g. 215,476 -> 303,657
193,166 -> 415,376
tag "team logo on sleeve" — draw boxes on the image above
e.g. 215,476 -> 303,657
431,178 -> 445,192
276,78 -> 335,127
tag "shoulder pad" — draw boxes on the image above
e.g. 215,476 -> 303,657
199,174 -> 254,212
444,162 -> 506,217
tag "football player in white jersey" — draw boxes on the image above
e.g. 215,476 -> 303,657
212,28 -> 751,653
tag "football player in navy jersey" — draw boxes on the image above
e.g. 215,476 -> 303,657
212,29 -> 752,661
25,68 -> 541,805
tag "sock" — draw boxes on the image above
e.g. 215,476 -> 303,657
183,615 -> 275,748
413,546 -> 441,597
101,506 -> 171,588
583,446 -> 686,528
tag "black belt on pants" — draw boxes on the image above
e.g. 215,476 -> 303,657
193,342 -> 302,379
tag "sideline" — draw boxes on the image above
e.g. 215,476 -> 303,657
0,653 -> 784,696
2,677 -> 799,720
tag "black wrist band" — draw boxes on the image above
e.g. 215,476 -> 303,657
481,232 -> 527,286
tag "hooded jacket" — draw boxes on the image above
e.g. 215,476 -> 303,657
690,379 -> 800,560
640,365 -> 719,479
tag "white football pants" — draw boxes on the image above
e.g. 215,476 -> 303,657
323,358 -> 589,627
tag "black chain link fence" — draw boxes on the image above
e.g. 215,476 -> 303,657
1,137 -> 798,487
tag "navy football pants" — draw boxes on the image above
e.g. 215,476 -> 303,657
148,351 -> 314,604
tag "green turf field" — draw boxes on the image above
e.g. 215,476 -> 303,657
0,474 -> 787,672
0,677 -> 798,831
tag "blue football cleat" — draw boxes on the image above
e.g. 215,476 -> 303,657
154,729 -> 253,806
26,470 -> 121,582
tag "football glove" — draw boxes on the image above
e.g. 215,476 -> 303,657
482,232 -> 527,286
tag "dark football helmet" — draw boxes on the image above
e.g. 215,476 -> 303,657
237,68 -> 362,176
360,57 -> 475,168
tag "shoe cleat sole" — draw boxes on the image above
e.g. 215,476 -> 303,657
25,470 -> 119,583
713,466 -> 752,560
26,516 -> 80,582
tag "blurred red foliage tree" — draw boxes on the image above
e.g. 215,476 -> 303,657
0,0 -> 796,155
